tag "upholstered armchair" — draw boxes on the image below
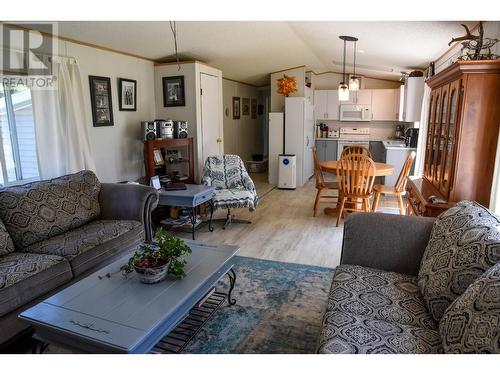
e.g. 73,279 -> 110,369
202,154 -> 259,229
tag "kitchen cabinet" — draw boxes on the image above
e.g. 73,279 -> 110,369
345,89 -> 372,105
371,89 -> 397,121
408,60 -> 500,216
402,77 -> 425,122
369,141 -> 386,184
314,90 -> 338,120
315,140 -> 337,162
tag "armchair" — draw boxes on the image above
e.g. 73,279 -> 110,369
202,154 -> 259,229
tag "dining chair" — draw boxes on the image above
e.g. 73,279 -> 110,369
312,147 -> 339,217
340,145 -> 372,158
335,153 -> 376,227
372,151 -> 416,215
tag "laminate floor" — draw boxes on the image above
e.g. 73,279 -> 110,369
177,176 -> 400,269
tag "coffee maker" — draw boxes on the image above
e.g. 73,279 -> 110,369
405,128 -> 419,148
395,124 -> 405,139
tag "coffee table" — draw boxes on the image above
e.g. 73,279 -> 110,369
19,241 -> 239,354
158,184 -> 216,240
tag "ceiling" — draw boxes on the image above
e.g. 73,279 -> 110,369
53,21 -> 476,86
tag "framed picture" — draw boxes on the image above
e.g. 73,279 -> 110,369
153,149 -> 164,165
89,76 -> 113,127
242,98 -> 250,116
232,97 -> 240,119
162,76 -> 185,107
251,98 -> 257,119
118,78 -> 137,111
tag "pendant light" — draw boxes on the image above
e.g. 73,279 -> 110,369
338,36 -> 350,101
349,39 -> 360,91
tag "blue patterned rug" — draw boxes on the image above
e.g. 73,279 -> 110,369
183,256 -> 335,354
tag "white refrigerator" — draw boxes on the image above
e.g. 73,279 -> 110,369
268,112 -> 284,186
285,97 -> 314,187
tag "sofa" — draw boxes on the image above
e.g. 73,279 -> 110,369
0,170 -> 158,349
317,201 -> 500,354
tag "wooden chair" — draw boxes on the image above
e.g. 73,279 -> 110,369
335,153 -> 376,227
372,151 -> 416,215
341,145 -> 372,158
312,147 -> 339,216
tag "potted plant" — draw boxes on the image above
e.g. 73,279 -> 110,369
121,227 -> 191,284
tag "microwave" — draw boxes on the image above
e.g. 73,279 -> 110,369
340,104 -> 372,122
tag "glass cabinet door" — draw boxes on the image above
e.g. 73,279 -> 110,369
434,85 -> 449,186
440,79 -> 461,197
424,92 -> 434,179
428,88 -> 441,183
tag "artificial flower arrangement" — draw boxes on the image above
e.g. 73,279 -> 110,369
277,74 -> 297,97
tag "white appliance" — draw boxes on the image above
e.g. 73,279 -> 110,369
337,127 -> 371,156
278,154 -> 297,189
340,104 -> 372,122
285,97 -> 315,187
268,112 -> 285,185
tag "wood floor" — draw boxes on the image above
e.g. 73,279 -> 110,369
176,174 -> 400,269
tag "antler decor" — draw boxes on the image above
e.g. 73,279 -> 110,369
449,22 -> 499,61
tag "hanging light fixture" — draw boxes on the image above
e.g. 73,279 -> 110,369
338,36 -> 350,101
349,38 -> 360,91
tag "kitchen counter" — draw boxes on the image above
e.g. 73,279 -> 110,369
315,137 -> 339,141
382,140 -> 417,151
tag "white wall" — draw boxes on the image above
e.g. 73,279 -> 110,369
63,41 -> 155,183
222,79 -> 263,162
270,66 -> 306,112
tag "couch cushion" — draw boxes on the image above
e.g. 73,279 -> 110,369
0,170 -> 101,249
439,263 -> 500,353
327,264 -> 437,330
317,310 -> 442,354
418,201 -> 500,321
0,252 -> 72,317
23,219 -> 143,276
0,219 -> 15,256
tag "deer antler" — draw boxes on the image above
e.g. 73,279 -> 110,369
448,23 -> 481,46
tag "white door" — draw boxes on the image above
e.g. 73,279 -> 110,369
200,73 -> 222,162
372,89 -> 397,121
314,90 -> 328,120
326,90 -> 339,120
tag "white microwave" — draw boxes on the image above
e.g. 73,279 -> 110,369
340,104 -> 372,122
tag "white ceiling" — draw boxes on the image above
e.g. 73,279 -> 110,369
54,21 -> 476,85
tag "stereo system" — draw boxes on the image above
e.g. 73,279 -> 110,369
142,119 -> 188,141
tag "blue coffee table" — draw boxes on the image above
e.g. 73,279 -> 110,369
20,241 -> 239,354
158,184 -> 215,240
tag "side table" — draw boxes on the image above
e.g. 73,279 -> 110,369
158,184 -> 215,240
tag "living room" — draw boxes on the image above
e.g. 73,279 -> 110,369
1,0 -> 500,373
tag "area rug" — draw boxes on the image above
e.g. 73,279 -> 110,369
183,256 -> 335,354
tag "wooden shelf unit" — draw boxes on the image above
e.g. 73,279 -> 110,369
407,60 -> 500,216
144,138 -> 195,184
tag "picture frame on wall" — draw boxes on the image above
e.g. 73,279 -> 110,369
118,78 -> 137,111
232,97 -> 240,119
89,75 -> 114,127
242,98 -> 250,116
162,76 -> 185,107
251,98 -> 257,119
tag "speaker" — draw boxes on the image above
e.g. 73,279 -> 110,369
142,121 -> 157,141
173,121 -> 188,139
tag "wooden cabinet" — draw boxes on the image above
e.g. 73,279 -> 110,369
407,61 -> 500,216
314,90 -> 338,120
372,89 -> 397,121
144,138 -> 195,183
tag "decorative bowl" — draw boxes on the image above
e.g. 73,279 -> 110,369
134,261 -> 170,284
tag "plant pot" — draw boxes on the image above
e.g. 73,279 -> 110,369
134,261 -> 170,284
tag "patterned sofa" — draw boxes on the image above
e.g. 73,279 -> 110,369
0,170 -> 158,349
317,201 -> 500,354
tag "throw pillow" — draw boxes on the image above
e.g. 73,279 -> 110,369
0,219 -> 15,256
439,263 -> 500,353
418,200 -> 500,321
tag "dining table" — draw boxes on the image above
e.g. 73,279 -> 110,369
319,160 -> 395,215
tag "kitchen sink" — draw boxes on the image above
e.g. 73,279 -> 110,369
384,140 -> 407,147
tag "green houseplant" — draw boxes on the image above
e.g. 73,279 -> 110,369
121,227 -> 191,283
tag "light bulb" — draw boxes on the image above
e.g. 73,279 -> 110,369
338,82 -> 349,101
349,76 -> 360,91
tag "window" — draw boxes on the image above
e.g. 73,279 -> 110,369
0,83 -> 39,186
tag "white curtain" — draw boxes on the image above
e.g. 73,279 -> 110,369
413,83 -> 431,176
31,56 -> 95,179
489,131 -> 500,213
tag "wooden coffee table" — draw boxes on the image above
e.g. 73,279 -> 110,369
20,241 -> 239,354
